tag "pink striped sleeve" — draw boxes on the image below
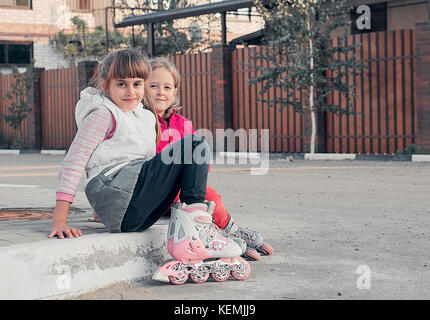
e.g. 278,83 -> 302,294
56,106 -> 114,203
56,192 -> 74,203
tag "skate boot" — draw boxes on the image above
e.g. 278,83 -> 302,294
206,201 -> 247,256
223,217 -> 274,261
152,201 -> 251,285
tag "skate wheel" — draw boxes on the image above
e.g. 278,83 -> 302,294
211,270 -> 230,282
244,248 -> 261,261
259,243 -> 274,256
168,262 -> 188,285
190,270 -> 210,284
231,258 -> 251,281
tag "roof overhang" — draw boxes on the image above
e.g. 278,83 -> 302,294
230,29 -> 265,45
115,0 -> 265,28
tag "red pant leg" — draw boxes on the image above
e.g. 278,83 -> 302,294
205,185 -> 230,229
173,192 -> 180,203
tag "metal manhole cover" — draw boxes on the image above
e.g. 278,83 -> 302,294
0,209 -> 52,221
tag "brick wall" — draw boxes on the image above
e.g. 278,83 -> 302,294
415,21 -> 430,154
0,0 -> 98,71
0,0 -> 96,29
33,42 -> 71,70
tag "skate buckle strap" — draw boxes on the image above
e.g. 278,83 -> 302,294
238,228 -> 257,241
184,205 -> 207,213
194,215 -> 212,224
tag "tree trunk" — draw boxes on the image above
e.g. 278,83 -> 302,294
308,20 -> 317,154
310,107 -> 316,154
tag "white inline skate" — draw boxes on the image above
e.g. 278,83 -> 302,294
152,201 -> 251,285
223,217 -> 275,261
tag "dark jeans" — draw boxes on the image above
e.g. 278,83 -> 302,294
121,134 -> 210,232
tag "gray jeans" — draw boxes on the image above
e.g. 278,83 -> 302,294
86,134 -> 210,233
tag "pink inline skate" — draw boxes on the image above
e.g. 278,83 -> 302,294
152,201 -> 251,285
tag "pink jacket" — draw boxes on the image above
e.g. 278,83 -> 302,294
156,110 -> 210,178
156,110 -> 195,153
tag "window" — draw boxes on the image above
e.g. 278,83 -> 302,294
229,8 -> 252,21
350,2 -> 387,34
66,0 -> 92,12
0,0 -> 31,9
78,0 -> 90,11
0,42 -> 33,65
0,44 -> 5,64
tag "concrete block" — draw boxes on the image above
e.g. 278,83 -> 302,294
412,154 -> 430,162
0,150 -> 20,155
41,150 -> 66,155
0,226 -> 169,300
304,153 -> 356,161
219,152 -> 261,159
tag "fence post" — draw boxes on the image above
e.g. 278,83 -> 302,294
415,21 -> 430,154
211,45 -> 235,152
26,68 -> 44,150
78,61 -> 98,92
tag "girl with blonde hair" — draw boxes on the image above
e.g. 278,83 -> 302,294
144,56 -> 274,260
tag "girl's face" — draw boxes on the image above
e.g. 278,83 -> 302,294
147,67 -> 177,117
106,77 -> 145,112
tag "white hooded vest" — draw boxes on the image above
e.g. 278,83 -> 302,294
75,87 -> 156,181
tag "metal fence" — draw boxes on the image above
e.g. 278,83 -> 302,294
232,46 -> 306,153
0,73 -> 30,147
0,29 -> 419,153
231,29 -> 417,154
40,67 -> 79,149
170,52 -> 214,134
327,29 -> 417,154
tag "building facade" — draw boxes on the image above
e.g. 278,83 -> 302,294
2,0 -> 426,73
0,0 -> 109,73
0,0 -> 264,73
349,0 -> 429,32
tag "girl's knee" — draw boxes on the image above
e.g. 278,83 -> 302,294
185,134 -> 203,143
188,134 -> 210,152
206,186 -> 221,203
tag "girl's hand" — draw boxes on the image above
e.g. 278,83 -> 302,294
48,222 -> 82,239
49,200 -> 82,239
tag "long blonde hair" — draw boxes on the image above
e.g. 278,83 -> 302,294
91,48 -> 161,144
143,56 -> 182,120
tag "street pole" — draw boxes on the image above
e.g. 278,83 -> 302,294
221,12 -> 227,45
147,22 -> 154,56
105,7 -> 109,54
427,0 -> 430,19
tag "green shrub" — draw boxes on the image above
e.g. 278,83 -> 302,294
396,144 -> 419,155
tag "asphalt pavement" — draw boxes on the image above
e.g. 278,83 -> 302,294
0,153 -> 429,300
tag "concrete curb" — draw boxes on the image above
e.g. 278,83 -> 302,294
2,149 -> 430,162
0,226 -> 169,300
304,153 -> 356,161
40,150 -> 67,155
412,154 -> 430,162
219,152 -> 261,159
0,149 -> 66,155
270,153 -> 430,162
0,149 -> 20,155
